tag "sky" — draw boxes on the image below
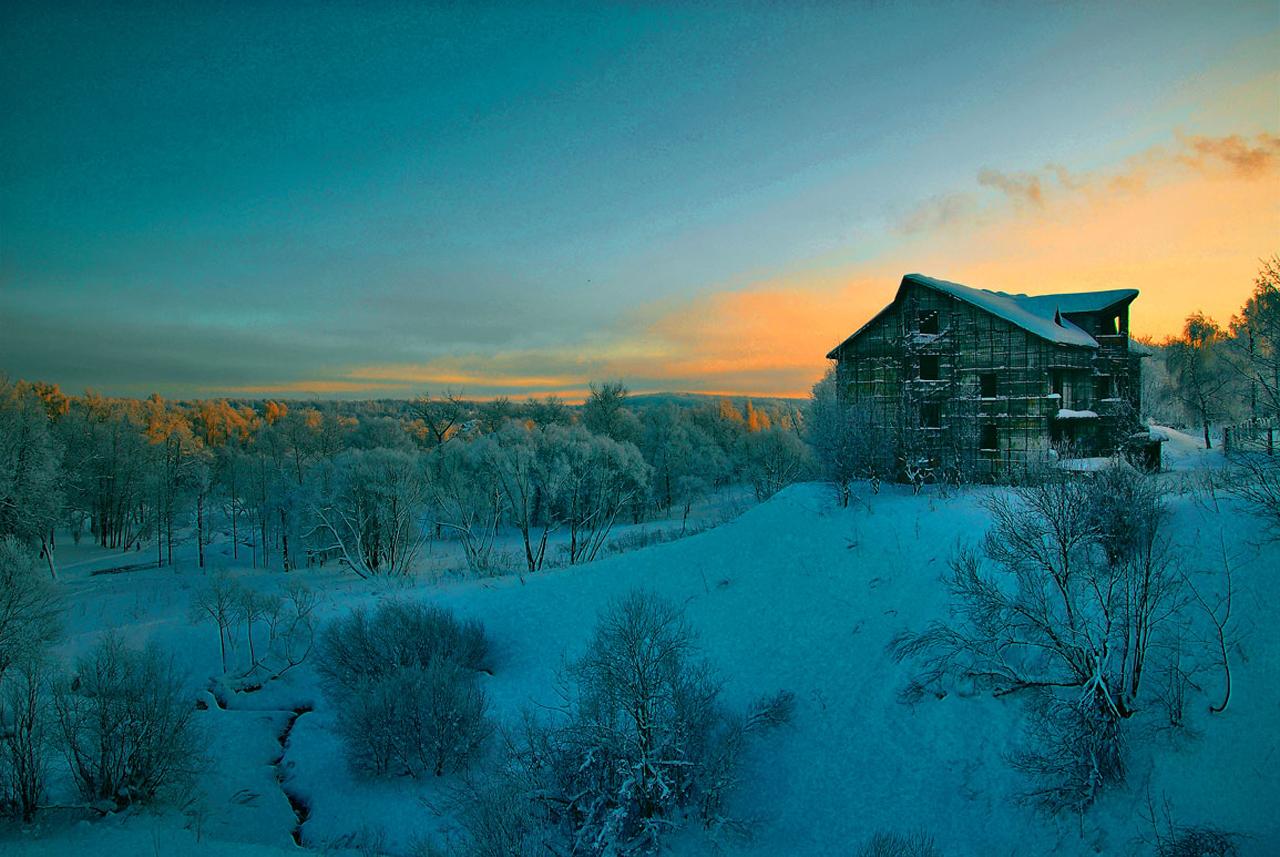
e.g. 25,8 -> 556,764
2,1 -> 1278,401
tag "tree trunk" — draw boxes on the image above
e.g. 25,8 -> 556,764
1203,421 -> 1212,450
41,535 -> 58,581
197,494 -> 205,569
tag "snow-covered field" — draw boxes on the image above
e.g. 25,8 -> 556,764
3,427 -> 1277,856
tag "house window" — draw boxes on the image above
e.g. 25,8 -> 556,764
979,373 -> 998,398
918,310 -> 939,335
1094,375 -> 1112,400
980,424 -> 998,450
920,402 -> 942,428
1051,369 -> 1065,397
919,355 -> 940,381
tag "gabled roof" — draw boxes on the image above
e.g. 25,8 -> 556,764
826,274 -> 1139,358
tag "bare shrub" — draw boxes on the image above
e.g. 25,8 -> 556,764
856,830 -> 943,857
452,769 -> 557,857
337,660 -> 489,778
53,635 -> 203,808
0,657 -> 54,821
318,601 -> 489,693
1226,452 -> 1280,539
1156,828 -> 1239,857
1010,693 -> 1125,816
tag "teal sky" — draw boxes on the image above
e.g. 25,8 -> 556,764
2,2 -> 1278,399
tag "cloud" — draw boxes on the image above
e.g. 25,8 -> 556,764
977,168 -> 1046,209
1177,132 -> 1280,178
897,192 -> 980,235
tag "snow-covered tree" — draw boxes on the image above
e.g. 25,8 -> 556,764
0,537 -> 59,685
0,378 -> 64,578
1165,313 -> 1233,449
549,425 -> 650,565
306,448 -> 429,577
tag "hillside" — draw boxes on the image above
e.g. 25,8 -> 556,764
4,442 -> 1278,856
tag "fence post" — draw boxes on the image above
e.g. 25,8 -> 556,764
1224,427 -> 1231,452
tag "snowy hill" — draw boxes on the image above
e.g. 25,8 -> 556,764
5,472 -> 1278,856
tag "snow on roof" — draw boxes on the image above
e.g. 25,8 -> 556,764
826,273 -> 1140,358
905,274 -> 1124,348
1056,408 -> 1099,419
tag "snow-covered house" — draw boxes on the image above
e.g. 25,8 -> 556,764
826,273 -> 1158,481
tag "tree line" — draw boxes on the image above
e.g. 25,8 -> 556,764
1144,255 -> 1280,448
0,380 -> 811,579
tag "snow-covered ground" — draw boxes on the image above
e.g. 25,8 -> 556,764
4,427 -> 1278,855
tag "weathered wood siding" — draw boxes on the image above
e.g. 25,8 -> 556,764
832,281 -> 1142,481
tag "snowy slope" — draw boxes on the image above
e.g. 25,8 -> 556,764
3,469 -> 1277,856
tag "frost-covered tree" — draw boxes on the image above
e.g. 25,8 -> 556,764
806,367 -> 892,504
740,424 -> 811,501
581,380 -> 640,444
306,448 -> 429,577
0,537 -> 60,685
0,378 -> 64,578
475,423 -> 566,574
1226,255 -> 1280,420
430,440 -> 505,573
1165,313 -> 1233,448
549,425 -> 650,565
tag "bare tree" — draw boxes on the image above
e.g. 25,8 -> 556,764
892,465 -> 1186,812
191,572 -> 242,674
0,377 -> 64,580
413,390 -> 467,448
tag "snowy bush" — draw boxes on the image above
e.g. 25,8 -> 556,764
337,660 -> 489,777
483,591 -> 790,855
452,769 -> 558,857
320,602 -> 491,778
856,830 -> 943,857
318,601 -> 488,693
0,536 -> 60,684
53,635 -> 203,808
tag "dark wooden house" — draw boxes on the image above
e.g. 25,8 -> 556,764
826,273 -> 1159,482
